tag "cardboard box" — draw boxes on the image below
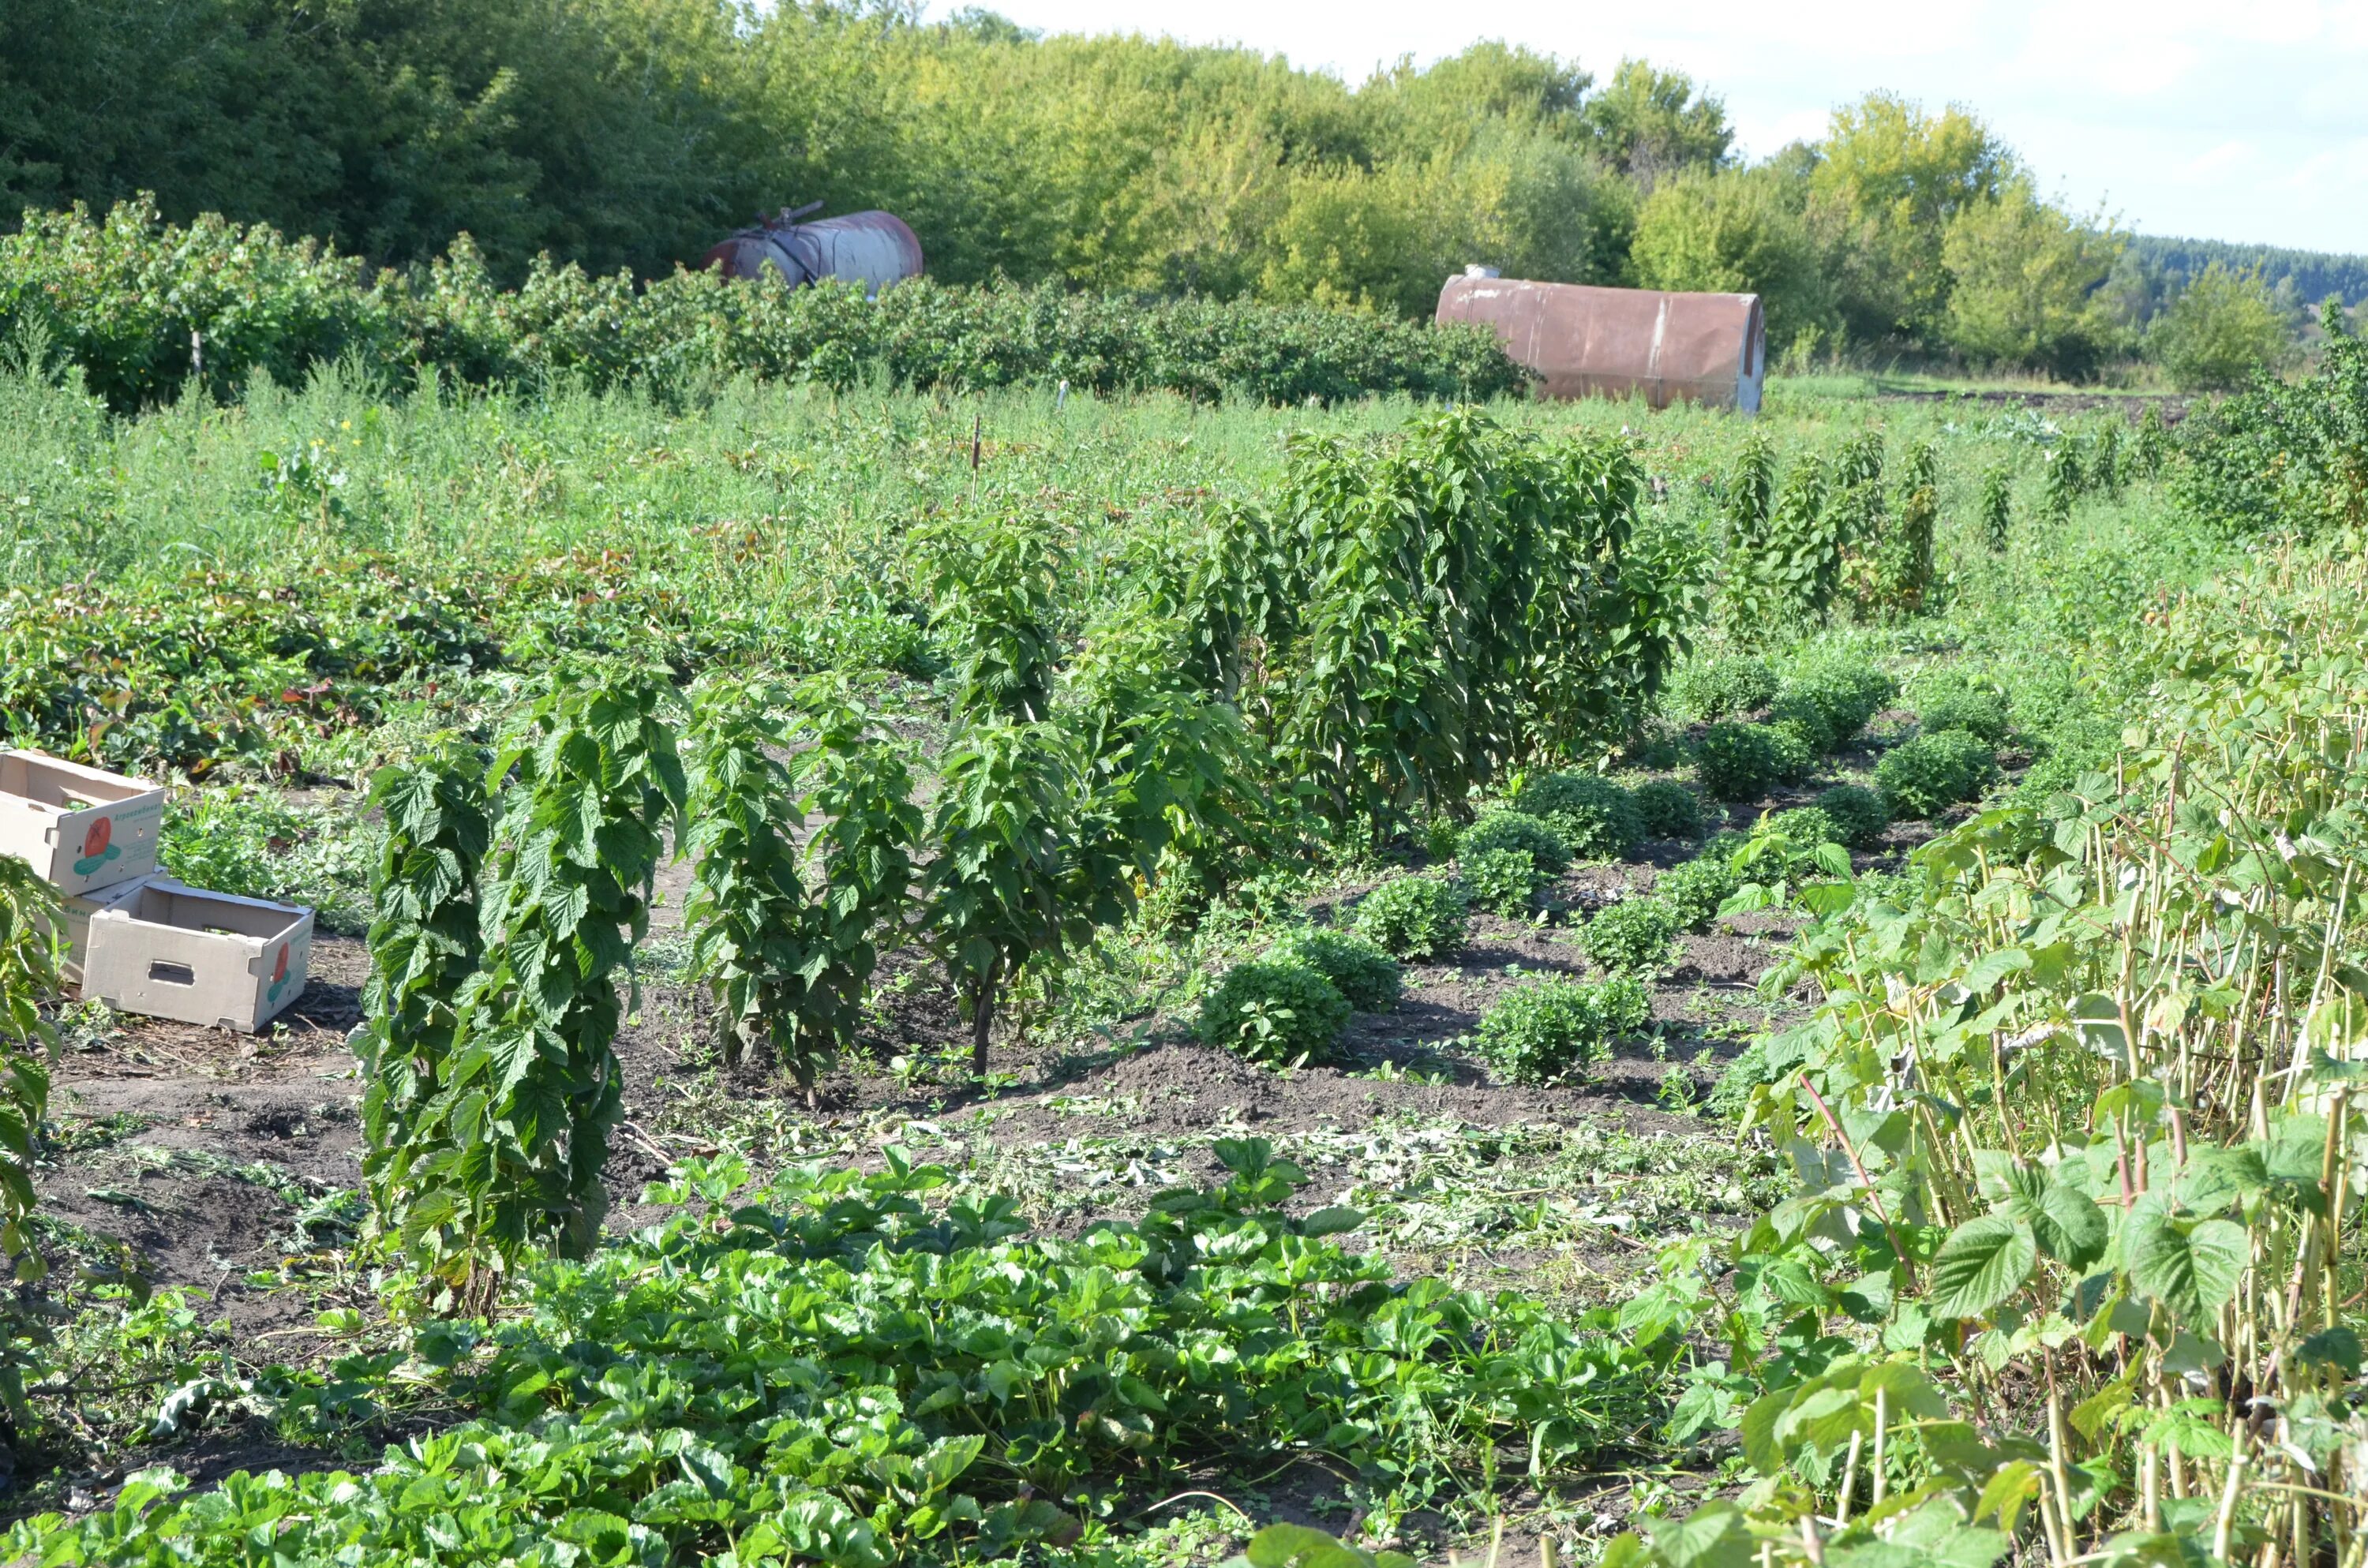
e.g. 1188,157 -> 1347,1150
83,878 -> 313,1034
38,874 -> 152,990
0,750 -> 166,896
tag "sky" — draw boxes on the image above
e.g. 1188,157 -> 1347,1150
964,0 -> 2368,255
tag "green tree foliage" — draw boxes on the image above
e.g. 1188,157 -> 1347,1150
1938,180 -> 2119,377
2149,263 -> 2299,391
1805,92 -> 2017,346
1630,168 -> 1835,346
1576,61 -> 1734,184
386,665 -> 685,1308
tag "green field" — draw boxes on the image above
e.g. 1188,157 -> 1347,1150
0,333 -> 2362,1568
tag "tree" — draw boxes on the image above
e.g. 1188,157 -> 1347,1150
1629,167 -> 1837,347
1579,61 -> 1733,187
1807,92 -> 2017,346
1939,181 -> 2119,379
2149,263 -> 2298,391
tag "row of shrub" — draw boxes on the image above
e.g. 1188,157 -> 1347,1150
2,199 -> 1523,412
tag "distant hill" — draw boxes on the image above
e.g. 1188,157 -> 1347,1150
2127,234 -> 2368,308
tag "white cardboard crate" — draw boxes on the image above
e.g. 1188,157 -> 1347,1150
37,874 -> 152,990
0,750 -> 165,896
84,878 -> 313,1034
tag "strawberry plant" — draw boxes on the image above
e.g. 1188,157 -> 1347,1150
356,742 -> 491,1240
386,665 -> 685,1308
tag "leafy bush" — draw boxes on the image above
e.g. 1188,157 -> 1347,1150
1665,655 -> 1778,721
1765,722 -> 1815,783
1197,959 -> 1351,1065
1462,848 -> 1544,918
1261,413 -> 1683,841
1268,927 -> 1402,1013
1514,773 -> 1643,859
1631,780 -> 1703,840
1811,783 -> 1890,847
1778,658 -> 1896,751
1477,975 -> 1652,1086
1695,722 -> 1786,802
1459,810 -> 1572,874
0,199 -> 1526,413
1352,876 -> 1471,960
1875,728 -> 1998,818
1654,858 -> 1738,932
1580,896 -> 1680,973
1768,806 -> 1845,848
357,745 -> 489,1240
381,665 -> 686,1309
1912,674 -> 2011,744
2171,301 -> 2366,540
1764,690 -> 1835,755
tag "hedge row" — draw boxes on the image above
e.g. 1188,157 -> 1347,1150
1,199 -> 1524,411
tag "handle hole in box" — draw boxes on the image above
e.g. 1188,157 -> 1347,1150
148,962 -> 197,986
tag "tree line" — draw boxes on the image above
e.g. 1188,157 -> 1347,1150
0,0 -> 2338,385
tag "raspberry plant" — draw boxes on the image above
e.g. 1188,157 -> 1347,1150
390,666 -> 686,1308
1978,464 -> 2013,552
0,855 -> 59,1289
356,741 -> 491,1241
681,679 -> 918,1103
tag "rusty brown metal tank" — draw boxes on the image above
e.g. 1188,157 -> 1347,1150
1436,273 -> 1766,413
703,204 -> 925,297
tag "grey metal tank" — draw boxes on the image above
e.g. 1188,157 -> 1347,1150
703,203 -> 925,296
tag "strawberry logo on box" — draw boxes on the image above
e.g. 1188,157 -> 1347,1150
71,814 -> 121,878
265,944 -> 294,1005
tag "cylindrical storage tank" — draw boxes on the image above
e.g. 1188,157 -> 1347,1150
1436,276 -> 1765,413
703,210 -> 925,297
